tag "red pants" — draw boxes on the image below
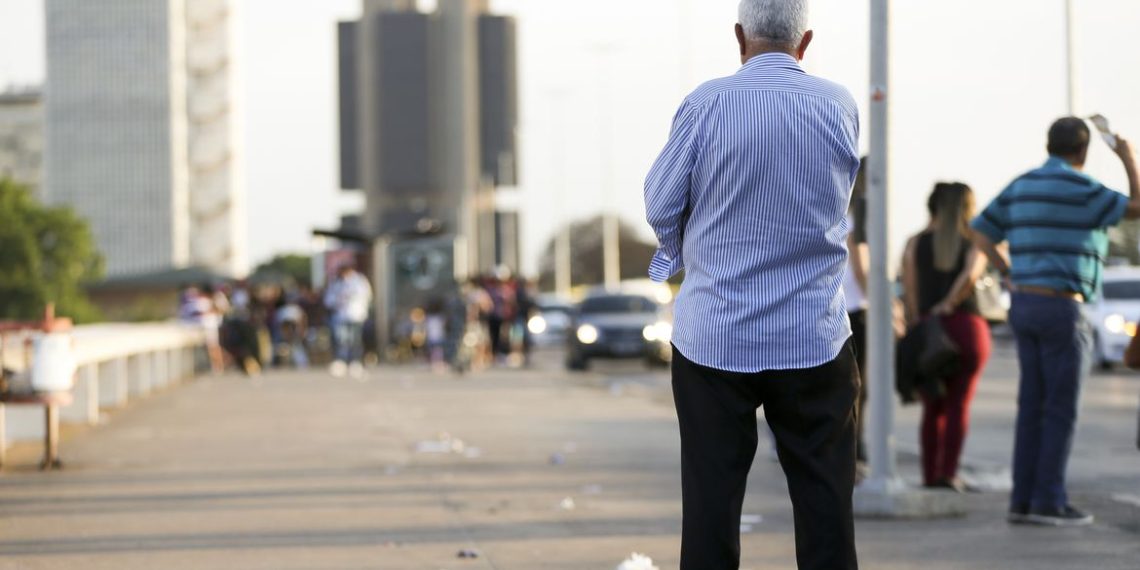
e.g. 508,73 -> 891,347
921,312 -> 992,485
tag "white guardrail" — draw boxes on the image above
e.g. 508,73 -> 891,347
0,322 -> 206,451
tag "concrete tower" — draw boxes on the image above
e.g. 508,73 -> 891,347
337,0 -> 519,276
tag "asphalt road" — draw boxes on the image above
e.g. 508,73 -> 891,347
0,341 -> 1137,569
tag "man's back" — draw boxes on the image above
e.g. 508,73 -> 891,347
645,52 -> 860,373
974,157 -> 1127,301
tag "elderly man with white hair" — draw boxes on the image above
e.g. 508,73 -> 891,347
644,0 -> 861,568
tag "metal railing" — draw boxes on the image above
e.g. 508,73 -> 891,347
0,322 -> 207,456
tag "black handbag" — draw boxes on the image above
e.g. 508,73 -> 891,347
896,318 -> 961,403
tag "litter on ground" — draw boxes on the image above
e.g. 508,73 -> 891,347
615,553 -> 659,570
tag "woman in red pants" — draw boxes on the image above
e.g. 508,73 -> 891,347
902,182 -> 993,491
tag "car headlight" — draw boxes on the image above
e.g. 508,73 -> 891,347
643,322 -> 673,342
576,324 -> 599,345
1105,314 -> 1128,335
528,315 -> 547,335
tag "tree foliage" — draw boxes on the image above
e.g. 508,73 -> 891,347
536,215 -> 662,290
1108,220 -> 1140,265
252,253 -> 312,288
0,178 -> 104,322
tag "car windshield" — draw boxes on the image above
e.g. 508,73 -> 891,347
579,296 -> 657,314
1103,280 -> 1140,300
538,304 -> 571,315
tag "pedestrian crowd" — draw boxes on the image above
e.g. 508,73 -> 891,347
177,278 -> 331,377
398,270 -> 538,374
176,264 -> 540,380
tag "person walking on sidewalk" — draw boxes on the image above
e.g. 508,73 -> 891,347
324,264 -> 373,379
644,1 -> 860,568
902,183 -> 991,492
972,117 -> 1140,526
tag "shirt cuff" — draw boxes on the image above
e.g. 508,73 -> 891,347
649,248 -> 683,282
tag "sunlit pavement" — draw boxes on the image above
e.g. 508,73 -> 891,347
0,341 -> 1138,569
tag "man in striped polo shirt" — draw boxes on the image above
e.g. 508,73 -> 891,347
972,117 -> 1140,527
645,1 -> 860,568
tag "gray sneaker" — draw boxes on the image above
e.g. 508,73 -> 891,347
1007,505 -> 1030,524
1025,505 -> 1094,527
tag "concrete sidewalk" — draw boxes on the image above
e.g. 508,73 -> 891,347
0,359 -> 1138,569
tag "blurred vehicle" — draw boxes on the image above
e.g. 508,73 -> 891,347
565,293 -> 672,371
527,296 -> 574,348
1091,267 -> 1140,369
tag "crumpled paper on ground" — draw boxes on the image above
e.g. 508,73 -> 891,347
615,553 -> 659,570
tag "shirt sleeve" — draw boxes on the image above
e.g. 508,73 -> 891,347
971,188 -> 1011,243
644,99 -> 703,282
1092,185 -> 1129,228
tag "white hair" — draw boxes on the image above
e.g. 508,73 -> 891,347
738,0 -> 808,46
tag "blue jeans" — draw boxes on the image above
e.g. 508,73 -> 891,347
1008,292 -> 1093,511
333,320 -> 365,364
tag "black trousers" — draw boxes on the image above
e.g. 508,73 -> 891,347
672,343 -> 860,570
848,309 -> 869,462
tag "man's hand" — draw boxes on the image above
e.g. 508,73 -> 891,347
931,301 -> 953,317
1115,136 -> 1134,162
1119,135 -> 1140,220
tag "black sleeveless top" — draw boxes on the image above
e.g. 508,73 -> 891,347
915,232 -> 978,317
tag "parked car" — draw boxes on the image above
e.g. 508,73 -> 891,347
1091,268 -> 1140,369
565,293 -> 672,371
527,296 -> 574,348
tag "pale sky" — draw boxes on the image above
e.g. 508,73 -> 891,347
2,0 -> 1140,276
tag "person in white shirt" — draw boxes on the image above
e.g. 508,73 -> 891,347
843,160 -> 870,470
323,265 -> 373,378
179,285 -> 225,374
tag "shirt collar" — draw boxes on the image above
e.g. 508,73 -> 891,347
1044,156 -> 1077,171
740,52 -> 803,73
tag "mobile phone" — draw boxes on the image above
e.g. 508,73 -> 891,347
1090,114 -> 1118,150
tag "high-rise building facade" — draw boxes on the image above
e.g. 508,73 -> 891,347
186,0 -> 247,277
338,0 -> 519,275
44,0 -> 245,278
0,87 -> 44,192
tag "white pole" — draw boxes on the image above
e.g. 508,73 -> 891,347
1064,0 -> 1079,116
866,0 -> 898,486
1062,0 -> 1080,116
556,221 -> 573,296
551,91 -> 573,296
603,215 -> 621,290
600,65 -> 621,292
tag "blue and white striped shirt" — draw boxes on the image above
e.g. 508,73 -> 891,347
644,52 -> 861,373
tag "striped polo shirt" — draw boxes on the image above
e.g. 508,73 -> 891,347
644,52 -> 860,373
971,157 -> 1128,302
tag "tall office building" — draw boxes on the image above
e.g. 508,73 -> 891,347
338,0 -> 519,275
0,87 -> 43,192
44,0 -> 246,278
185,0 -> 247,278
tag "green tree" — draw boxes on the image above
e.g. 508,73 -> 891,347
1108,220 -> 1140,265
252,253 -> 312,288
0,178 -> 104,322
536,215 -> 661,291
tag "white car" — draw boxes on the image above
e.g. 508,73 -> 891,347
1091,268 -> 1140,369
527,297 -> 574,348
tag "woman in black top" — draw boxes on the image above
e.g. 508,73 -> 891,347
902,182 -> 992,490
